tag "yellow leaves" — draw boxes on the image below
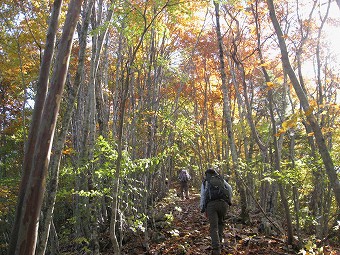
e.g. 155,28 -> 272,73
320,110 -> 328,116
249,25 -> 257,36
235,4 -> 244,11
309,100 -> 318,107
32,1 -> 41,9
276,77 -> 284,84
321,127 -> 335,134
303,100 -> 316,116
282,118 -> 297,130
0,183 -> 18,217
275,114 -> 298,137
259,61 -> 270,67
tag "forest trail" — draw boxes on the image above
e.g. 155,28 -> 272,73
120,184 -> 300,255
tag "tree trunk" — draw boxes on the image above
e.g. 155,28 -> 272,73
110,73 -> 130,255
267,0 -> 340,207
47,221 -> 59,255
7,1 -> 63,253
268,87 -> 294,244
35,1 -> 94,254
214,1 -> 249,223
10,1 -> 83,254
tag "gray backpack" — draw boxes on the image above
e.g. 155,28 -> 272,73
205,174 -> 230,203
179,170 -> 190,182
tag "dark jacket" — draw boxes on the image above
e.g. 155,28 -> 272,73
199,175 -> 232,212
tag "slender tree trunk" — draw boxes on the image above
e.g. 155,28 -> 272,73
248,2 -> 294,243
292,0 -> 322,220
214,1 -> 249,223
314,1 -> 332,239
10,1 -> 83,254
36,1 -> 94,254
249,1 -> 277,213
267,0 -> 340,207
227,55 -> 256,211
110,71 -> 130,255
268,87 -> 294,244
47,221 -> 59,255
7,1 -> 63,253
72,2 -> 114,252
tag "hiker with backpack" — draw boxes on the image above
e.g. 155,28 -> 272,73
178,168 -> 191,199
199,168 -> 232,255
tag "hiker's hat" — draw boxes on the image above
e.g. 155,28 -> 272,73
205,168 -> 217,175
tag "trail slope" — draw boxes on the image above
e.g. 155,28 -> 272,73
122,186 -> 299,255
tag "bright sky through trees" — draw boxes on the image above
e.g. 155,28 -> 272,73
1,0 -> 340,253
326,2 -> 340,64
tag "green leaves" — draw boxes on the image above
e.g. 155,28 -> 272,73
128,213 -> 148,233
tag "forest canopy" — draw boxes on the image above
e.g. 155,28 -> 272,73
0,0 -> 340,254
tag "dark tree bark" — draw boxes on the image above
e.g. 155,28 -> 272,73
9,1 -> 83,254
7,0 -> 63,254
36,1 -> 94,254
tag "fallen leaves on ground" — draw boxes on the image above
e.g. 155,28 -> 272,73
120,186 -> 305,255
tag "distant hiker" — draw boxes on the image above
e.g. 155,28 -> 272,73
178,169 -> 191,199
200,168 -> 232,255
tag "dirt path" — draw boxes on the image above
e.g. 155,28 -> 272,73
148,188 -> 214,254
122,186 -> 298,255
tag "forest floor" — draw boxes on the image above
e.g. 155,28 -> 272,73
115,184 -> 339,255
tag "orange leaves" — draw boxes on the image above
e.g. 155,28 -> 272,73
266,81 -> 275,88
62,147 -> 75,155
275,128 -> 286,137
281,34 -> 289,39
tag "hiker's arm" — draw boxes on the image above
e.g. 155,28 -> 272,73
224,180 -> 233,205
199,182 -> 206,212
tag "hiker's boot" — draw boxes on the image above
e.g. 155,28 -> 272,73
219,239 -> 224,249
219,233 -> 224,248
211,248 -> 221,255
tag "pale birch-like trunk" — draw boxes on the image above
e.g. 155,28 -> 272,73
110,74 -> 130,255
227,55 -> 258,211
72,1 -> 114,252
293,4 -> 322,219
268,86 -> 294,245
313,0 -> 333,239
214,1 -> 249,223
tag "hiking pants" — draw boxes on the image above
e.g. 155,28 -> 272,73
206,199 -> 227,253
180,181 -> 189,199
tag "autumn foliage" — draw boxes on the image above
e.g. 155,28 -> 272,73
1,0 -> 340,254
